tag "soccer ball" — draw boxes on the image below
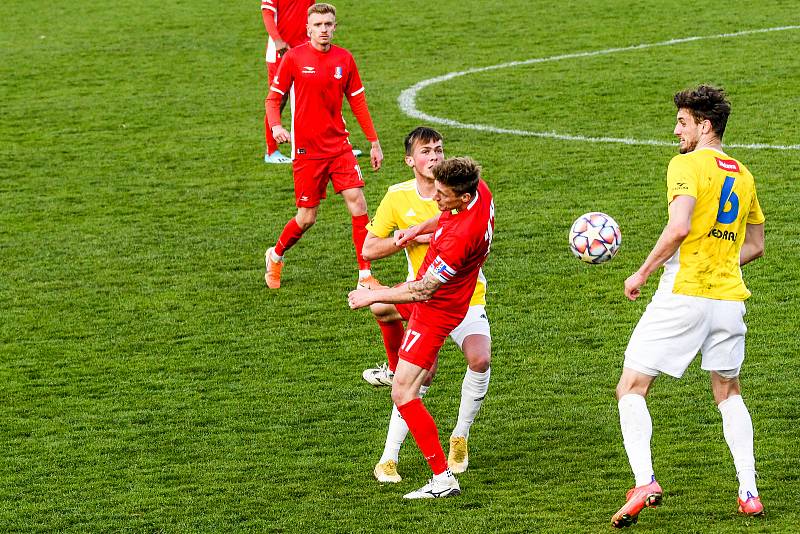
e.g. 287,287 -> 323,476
569,212 -> 622,264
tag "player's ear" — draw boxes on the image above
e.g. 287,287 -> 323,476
404,155 -> 414,168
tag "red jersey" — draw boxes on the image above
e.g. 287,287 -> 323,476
269,43 -> 367,160
261,0 -> 313,48
415,179 -> 495,320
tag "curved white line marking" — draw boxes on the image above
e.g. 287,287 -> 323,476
398,25 -> 800,150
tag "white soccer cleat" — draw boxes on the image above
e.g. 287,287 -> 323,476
362,362 -> 394,387
448,436 -> 469,474
373,460 -> 402,483
403,475 -> 461,499
264,150 -> 291,164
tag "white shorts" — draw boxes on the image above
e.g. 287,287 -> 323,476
449,305 -> 491,349
624,291 -> 746,379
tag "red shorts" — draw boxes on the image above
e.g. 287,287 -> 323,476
398,304 -> 464,371
292,151 -> 364,208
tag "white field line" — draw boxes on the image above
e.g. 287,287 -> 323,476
398,25 -> 800,150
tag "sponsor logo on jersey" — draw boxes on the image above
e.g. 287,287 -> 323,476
715,157 -> 740,173
673,182 -> 689,191
302,66 -> 316,74
334,66 -> 343,79
405,208 -> 416,217
707,227 -> 738,242
297,148 -> 306,154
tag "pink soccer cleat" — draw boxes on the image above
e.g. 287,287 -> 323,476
611,478 -> 663,528
738,493 -> 764,517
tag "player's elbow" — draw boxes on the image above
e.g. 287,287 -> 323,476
361,238 -> 378,261
668,221 -> 691,241
361,247 -> 376,262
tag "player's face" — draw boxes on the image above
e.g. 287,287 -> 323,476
406,139 -> 444,180
674,108 -> 704,154
307,13 -> 336,48
433,181 -> 469,212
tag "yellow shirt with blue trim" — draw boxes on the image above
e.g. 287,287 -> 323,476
366,178 -> 487,306
663,148 -> 764,301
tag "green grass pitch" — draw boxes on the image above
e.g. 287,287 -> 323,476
2,0 -> 799,531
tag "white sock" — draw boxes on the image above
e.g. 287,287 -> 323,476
452,367 -> 490,438
358,269 -> 371,279
270,249 -> 283,262
618,393 -> 655,487
379,386 -> 428,464
718,395 -> 758,499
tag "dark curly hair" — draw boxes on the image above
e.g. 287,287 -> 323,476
674,85 -> 731,139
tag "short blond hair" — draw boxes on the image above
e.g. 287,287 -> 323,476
308,3 -> 336,18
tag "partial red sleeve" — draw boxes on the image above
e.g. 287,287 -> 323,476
348,91 -> 378,142
266,53 -> 292,127
266,90 -> 282,127
261,2 -> 281,40
344,56 -> 378,142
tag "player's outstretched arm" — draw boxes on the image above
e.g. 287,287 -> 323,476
348,272 -> 443,310
394,215 -> 441,247
362,232 -> 401,261
740,222 -> 765,266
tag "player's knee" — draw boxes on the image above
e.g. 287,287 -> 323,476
370,303 -> 390,320
343,190 -> 367,215
295,213 -> 316,230
391,383 -> 414,406
711,372 -> 741,404
615,380 -> 647,400
462,335 -> 491,372
466,353 -> 490,373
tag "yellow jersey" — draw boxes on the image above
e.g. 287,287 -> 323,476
366,179 -> 487,306
662,147 -> 765,301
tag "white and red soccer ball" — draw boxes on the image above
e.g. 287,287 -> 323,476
569,212 -> 622,264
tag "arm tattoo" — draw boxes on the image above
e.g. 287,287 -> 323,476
407,272 -> 442,301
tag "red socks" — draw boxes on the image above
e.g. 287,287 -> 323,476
397,398 -> 447,475
351,214 -> 370,270
377,320 -> 404,372
274,214 -> 369,268
275,218 -> 304,256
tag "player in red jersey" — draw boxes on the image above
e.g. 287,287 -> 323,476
264,3 -> 384,290
261,0 -> 314,164
349,157 -> 495,499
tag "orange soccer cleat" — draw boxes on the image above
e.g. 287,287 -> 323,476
264,247 -> 284,289
738,493 -> 764,517
356,274 -> 386,290
611,478 -> 663,529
